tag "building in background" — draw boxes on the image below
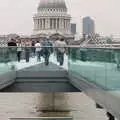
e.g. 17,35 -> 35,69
82,16 -> 95,36
0,35 -> 9,47
32,0 -> 74,42
0,34 -> 20,47
71,23 -> 76,35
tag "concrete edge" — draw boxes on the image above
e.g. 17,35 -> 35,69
68,73 -> 120,119
16,71 -> 68,78
0,71 -> 16,90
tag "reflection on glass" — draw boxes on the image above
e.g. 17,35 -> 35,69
69,48 -> 120,90
0,47 -> 120,91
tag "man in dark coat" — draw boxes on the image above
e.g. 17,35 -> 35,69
7,39 -> 17,62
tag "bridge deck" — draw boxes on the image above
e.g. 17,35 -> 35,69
20,62 -> 65,71
1,62 -> 80,92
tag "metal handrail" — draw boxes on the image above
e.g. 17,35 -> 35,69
0,46 -> 120,49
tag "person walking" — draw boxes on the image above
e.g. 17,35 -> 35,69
7,39 -> 17,62
17,40 -> 22,62
56,38 -> 67,66
54,38 -> 60,62
31,41 -> 36,58
42,37 -> 52,66
25,40 -> 31,63
35,41 -> 41,62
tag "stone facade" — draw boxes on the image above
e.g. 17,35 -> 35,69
32,0 -> 73,42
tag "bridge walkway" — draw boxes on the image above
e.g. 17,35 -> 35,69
0,47 -> 120,119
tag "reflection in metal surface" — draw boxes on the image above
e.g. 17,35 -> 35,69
0,93 -> 107,120
10,117 -> 73,120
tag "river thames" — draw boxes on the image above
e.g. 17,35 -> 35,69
0,93 -> 109,120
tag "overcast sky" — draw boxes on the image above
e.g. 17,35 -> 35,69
0,0 -> 120,36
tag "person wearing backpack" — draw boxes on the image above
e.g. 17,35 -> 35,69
42,37 -> 52,66
57,38 -> 67,66
54,38 -> 60,62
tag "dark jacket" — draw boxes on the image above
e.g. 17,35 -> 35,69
7,42 -> 17,53
43,40 -> 53,53
8,42 -> 17,46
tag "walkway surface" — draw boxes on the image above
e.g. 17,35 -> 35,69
21,62 -> 65,71
0,54 -> 68,75
0,93 -> 112,120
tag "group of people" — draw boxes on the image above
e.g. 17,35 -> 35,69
7,37 -> 67,66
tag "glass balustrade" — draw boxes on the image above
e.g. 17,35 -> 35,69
68,47 -> 120,91
0,46 -> 120,91
0,47 -> 16,75
0,47 -> 68,72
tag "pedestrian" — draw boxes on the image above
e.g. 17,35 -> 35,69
35,41 -> 41,62
31,41 -> 36,58
54,38 -> 60,62
42,37 -> 52,66
17,40 -> 22,62
7,38 -> 17,62
25,40 -> 31,63
56,38 -> 67,66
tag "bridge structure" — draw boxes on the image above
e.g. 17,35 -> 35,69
0,46 -> 120,120
73,34 -> 120,49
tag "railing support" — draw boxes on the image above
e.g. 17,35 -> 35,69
106,112 -> 115,120
96,103 -> 103,109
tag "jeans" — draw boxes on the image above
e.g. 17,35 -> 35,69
25,48 -> 30,62
58,51 -> 64,66
17,51 -> 22,62
56,50 -> 60,62
44,51 -> 50,66
36,51 -> 41,62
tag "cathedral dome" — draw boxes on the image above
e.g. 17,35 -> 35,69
38,0 -> 67,9
33,0 -> 72,38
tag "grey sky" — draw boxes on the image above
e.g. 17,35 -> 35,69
0,0 -> 119,36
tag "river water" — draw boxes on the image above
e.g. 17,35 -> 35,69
0,93 -> 108,120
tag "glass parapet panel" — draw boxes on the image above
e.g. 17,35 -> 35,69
1,46 -> 120,91
16,46 -> 68,71
0,47 -> 68,73
0,47 -> 16,75
68,47 -> 120,90
106,49 -> 120,90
